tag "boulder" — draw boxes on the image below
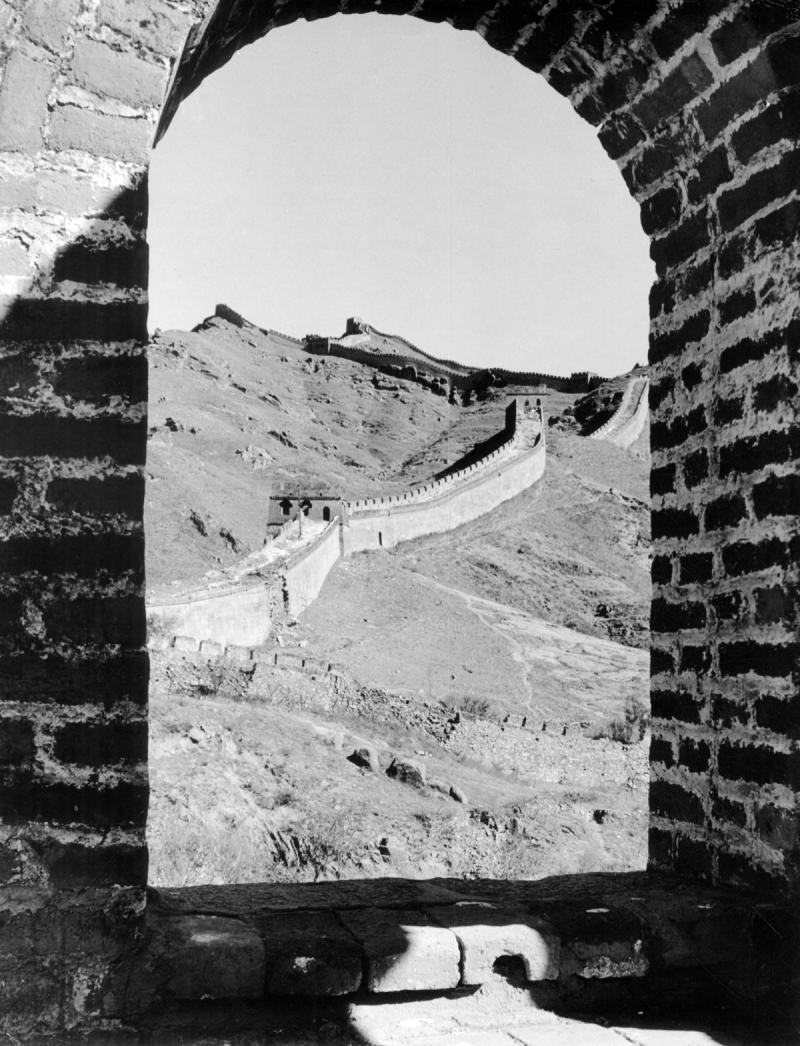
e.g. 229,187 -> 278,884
386,757 -> 426,788
348,747 -> 380,772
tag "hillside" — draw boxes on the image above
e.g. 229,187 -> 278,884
145,314 -> 651,887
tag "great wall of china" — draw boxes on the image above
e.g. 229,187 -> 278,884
147,381 -> 648,652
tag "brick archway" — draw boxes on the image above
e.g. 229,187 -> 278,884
1,0 -> 798,1034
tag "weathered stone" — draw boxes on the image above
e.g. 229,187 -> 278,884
429,904 -> 559,984
347,746 -> 380,771
449,784 -> 467,803
0,52 -> 53,153
386,756 -> 426,788
71,40 -> 168,108
259,910 -> 362,995
225,644 -> 252,663
164,915 -> 264,1000
172,635 -> 198,653
199,639 -> 223,658
339,908 -> 460,993
47,106 -> 153,164
22,0 -> 80,53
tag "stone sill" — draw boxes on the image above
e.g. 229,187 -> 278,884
135,871 -> 799,1018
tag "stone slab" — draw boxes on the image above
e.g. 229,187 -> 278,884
511,1022 -> 630,1045
534,904 -> 649,979
258,910 -> 362,996
427,903 -> 560,983
164,915 -> 264,1000
339,908 -> 460,993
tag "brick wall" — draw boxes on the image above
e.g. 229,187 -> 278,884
1,0 -> 799,1035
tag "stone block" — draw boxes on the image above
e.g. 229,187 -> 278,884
259,910 -> 362,995
71,40 -> 168,108
100,0 -> 192,56
347,746 -> 380,771
23,0 -> 80,53
386,756 -> 426,788
0,239 -> 31,277
199,640 -> 223,658
172,636 -> 198,653
225,644 -> 252,663
555,907 -> 650,979
0,52 -> 53,153
47,105 -> 152,164
429,904 -> 559,984
164,915 -> 264,1000
339,908 -> 460,993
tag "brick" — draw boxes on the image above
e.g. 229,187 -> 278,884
640,184 -> 683,236
51,353 -> 147,404
704,493 -> 747,531
48,106 -> 152,164
0,297 -> 147,342
29,835 -> 147,888
719,324 -> 787,374
54,241 -> 148,290
651,688 -> 701,724
622,132 -> 678,193
650,209 -> 710,272
753,473 -> 800,519
718,286 -> 756,326
46,474 -> 144,518
713,394 -> 744,426
650,647 -> 674,674
0,477 -> 16,514
673,836 -> 713,879
755,805 -> 798,851
0,776 -> 148,828
650,780 -> 705,825
719,429 -> 799,477
681,362 -> 703,390
513,4 -> 577,72
731,88 -> 800,164
698,37 -> 800,142
583,0 -> 661,51
718,741 -> 797,787
754,586 -> 797,625
722,537 -> 792,577
682,448 -> 708,489
0,415 -> 146,464
0,718 -> 35,764
679,552 -> 712,584
652,554 -> 673,584
650,737 -> 674,769
0,595 -> 23,638
717,150 -> 800,233
719,641 -> 797,678
0,239 -> 31,277
754,374 -> 798,413
648,826 -> 673,868
687,145 -> 732,206
716,851 -> 782,893
632,52 -> 713,131
649,376 -> 674,411
596,54 -> 651,116
258,910 -> 363,996
0,355 -> 39,399
680,644 -> 711,673
712,794 -> 747,828
712,693 -> 747,728
755,694 -> 800,738
43,595 -> 145,646
649,278 -> 676,317
0,651 -> 148,705
0,52 -> 53,153
682,255 -> 714,300
711,8 -> 800,66
480,3 -> 534,53
652,598 -> 706,632
651,416 -> 690,451
687,404 -> 707,436
100,0 -> 191,56
54,720 -> 147,767
650,3 -> 724,61
652,506 -> 700,539
22,0 -> 80,52
712,591 -> 745,622
650,464 -> 675,496
678,738 -> 710,773
72,40 -> 167,108
598,113 -> 646,160
753,197 -> 800,252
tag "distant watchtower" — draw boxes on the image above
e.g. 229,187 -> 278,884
506,395 -> 544,447
345,316 -> 367,335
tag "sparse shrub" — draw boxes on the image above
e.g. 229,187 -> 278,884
606,695 -> 649,745
457,696 -> 490,719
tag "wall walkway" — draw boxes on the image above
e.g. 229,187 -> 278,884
589,376 -> 650,448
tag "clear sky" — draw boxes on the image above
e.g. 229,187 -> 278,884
148,13 -> 654,377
